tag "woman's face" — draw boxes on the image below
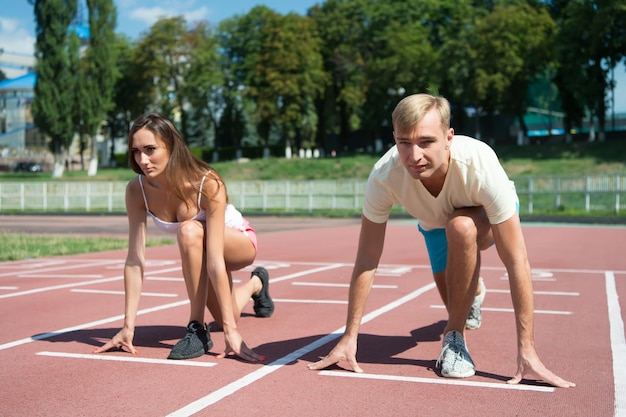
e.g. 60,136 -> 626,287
130,127 -> 170,178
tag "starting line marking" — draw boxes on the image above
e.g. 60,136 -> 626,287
292,282 -> 398,289
18,274 -> 103,279
70,289 -> 179,298
488,289 -> 580,296
430,305 -> 573,315
36,351 -> 217,367
273,298 -> 348,304
318,371 -> 555,392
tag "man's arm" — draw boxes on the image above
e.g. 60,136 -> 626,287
307,216 -> 387,372
492,214 -> 575,388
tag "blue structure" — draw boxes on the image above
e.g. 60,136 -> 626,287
0,72 -> 37,151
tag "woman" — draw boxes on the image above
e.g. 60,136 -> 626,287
94,113 -> 274,361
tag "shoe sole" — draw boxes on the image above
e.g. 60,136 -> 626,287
441,368 -> 476,378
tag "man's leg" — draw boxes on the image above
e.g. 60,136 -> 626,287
419,223 -> 485,319
436,207 -> 493,377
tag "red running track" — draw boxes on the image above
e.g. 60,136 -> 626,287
0,217 -> 625,416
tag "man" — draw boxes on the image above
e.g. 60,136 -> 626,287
307,94 -> 575,387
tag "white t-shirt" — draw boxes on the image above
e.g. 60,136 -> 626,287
363,135 -> 518,230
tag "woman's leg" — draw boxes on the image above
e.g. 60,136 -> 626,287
177,220 -> 208,324
206,227 -> 262,328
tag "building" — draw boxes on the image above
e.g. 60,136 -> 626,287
0,72 -> 42,152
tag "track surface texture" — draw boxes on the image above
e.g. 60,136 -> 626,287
0,214 -> 624,417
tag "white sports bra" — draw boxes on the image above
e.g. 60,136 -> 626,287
138,174 -> 245,234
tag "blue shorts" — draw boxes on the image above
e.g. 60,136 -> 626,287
419,203 -> 520,274
418,225 -> 448,274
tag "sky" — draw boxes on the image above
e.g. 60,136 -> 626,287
1,0 -> 625,112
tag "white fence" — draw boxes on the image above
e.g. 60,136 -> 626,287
0,175 -> 624,214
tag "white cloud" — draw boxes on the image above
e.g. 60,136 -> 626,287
128,5 -> 209,28
0,17 -> 35,55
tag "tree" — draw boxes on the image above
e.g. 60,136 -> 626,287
81,0 -> 118,175
106,34 -> 139,167
471,2 -> 556,143
183,21 -> 225,151
358,0 -> 440,148
219,7 -> 325,157
30,0 -> 78,177
550,0 -> 626,141
308,0 -> 368,154
132,17 -> 195,139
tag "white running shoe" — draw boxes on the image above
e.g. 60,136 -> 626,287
436,330 -> 475,378
466,277 -> 486,330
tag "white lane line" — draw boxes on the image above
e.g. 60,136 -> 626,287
488,289 -> 580,296
272,298 -> 348,304
319,371 -> 555,392
0,286 -> 18,290
71,289 -> 178,297
165,282 -> 437,416
147,277 -> 183,281
0,300 -> 189,351
18,274 -> 104,279
36,351 -> 217,367
605,271 -> 626,417
0,276 -> 124,299
292,282 -> 397,289
269,264 -> 345,284
0,266 -> 182,299
430,305 -> 572,315
0,259 -> 121,278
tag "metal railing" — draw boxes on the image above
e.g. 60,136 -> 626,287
0,175 -> 624,215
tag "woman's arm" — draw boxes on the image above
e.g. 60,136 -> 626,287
93,179 -> 147,355
122,179 -> 148,332
202,178 -> 262,361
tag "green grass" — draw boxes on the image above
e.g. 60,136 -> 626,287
0,233 -> 174,261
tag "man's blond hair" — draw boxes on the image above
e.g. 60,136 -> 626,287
392,93 -> 451,133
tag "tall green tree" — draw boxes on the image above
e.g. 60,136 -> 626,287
132,17 -> 194,139
550,0 -> 626,141
106,34 -> 139,166
30,0 -> 78,177
183,21 -> 225,150
80,0 -> 118,175
358,0 -> 440,147
426,0 -> 485,136
308,0 -> 369,153
471,1 -> 556,142
219,7 -> 325,157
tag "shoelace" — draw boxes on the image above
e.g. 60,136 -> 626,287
436,338 -> 474,368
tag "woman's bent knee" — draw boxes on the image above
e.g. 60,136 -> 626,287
177,220 -> 204,246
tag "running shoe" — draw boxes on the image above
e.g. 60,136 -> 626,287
466,277 -> 486,330
251,267 -> 274,317
168,320 -> 213,360
436,330 -> 475,378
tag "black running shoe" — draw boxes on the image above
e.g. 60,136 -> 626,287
167,320 -> 213,360
251,267 -> 274,318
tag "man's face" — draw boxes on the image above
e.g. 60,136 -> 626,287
393,108 -> 454,181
